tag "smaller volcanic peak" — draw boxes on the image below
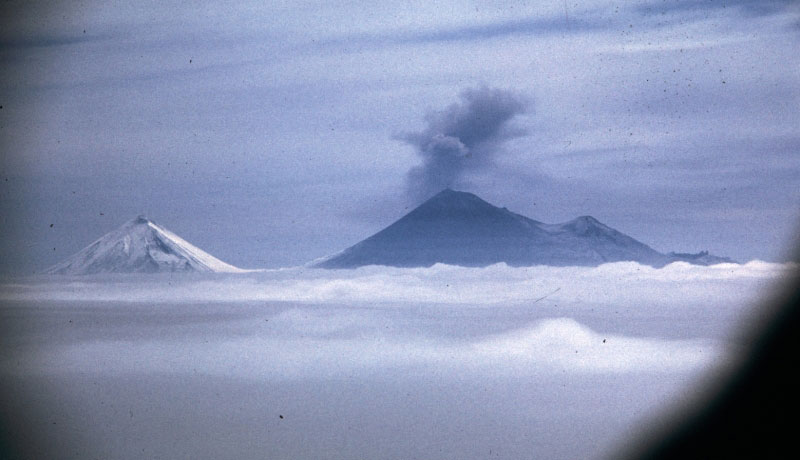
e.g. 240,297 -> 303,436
132,215 -> 150,225
668,250 -> 736,265
554,216 -> 609,236
45,216 -> 243,275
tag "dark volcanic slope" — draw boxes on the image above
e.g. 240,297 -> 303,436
315,189 -> 681,269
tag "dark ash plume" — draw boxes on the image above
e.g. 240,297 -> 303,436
398,86 -> 530,201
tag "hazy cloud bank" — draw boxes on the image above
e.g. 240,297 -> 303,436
6,314 -> 722,381
3,260 -> 792,305
2,260 -> 792,380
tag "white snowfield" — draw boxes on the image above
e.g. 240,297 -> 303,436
44,216 -> 245,275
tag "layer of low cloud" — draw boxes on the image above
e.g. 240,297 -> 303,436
2,260 -> 793,460
2,261 -> 794,381
3,260 -> 791,305
7,315 -> 722,381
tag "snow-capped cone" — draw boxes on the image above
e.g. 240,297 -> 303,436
45,216 -> 243,275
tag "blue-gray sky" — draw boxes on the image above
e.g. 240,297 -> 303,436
1,0 -> 798,273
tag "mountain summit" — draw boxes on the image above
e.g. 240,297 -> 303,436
314,189 -> 732,269
45,216 -> 243,275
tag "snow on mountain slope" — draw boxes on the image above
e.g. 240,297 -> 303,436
45,216 -> 244,275
538,215 -> 670,267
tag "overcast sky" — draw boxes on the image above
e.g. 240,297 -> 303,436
1,0 -> 798,273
